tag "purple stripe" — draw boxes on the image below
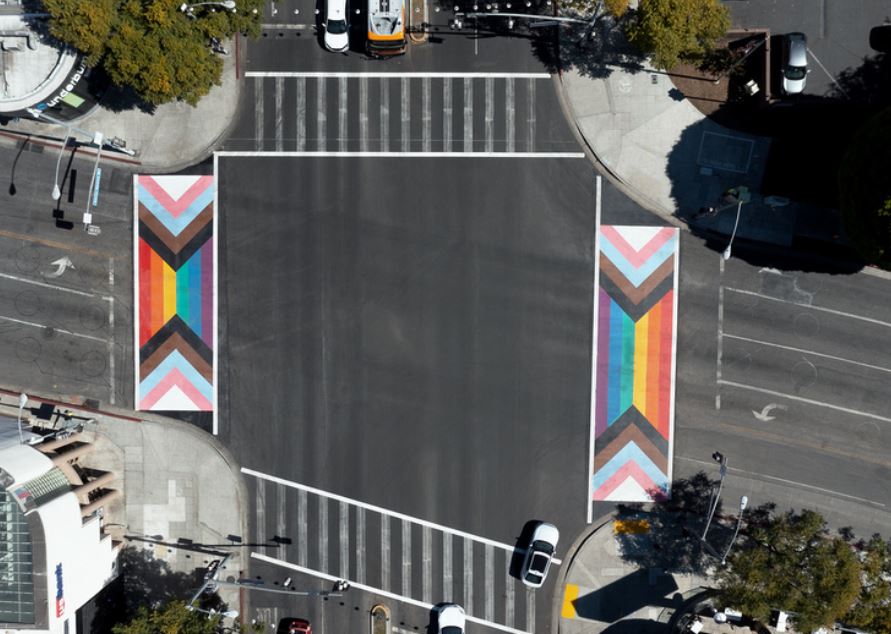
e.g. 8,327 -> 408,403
595,287 -> 611,437
200,239 -> 214,349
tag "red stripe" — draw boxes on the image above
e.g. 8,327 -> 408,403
138,239 -> 152,346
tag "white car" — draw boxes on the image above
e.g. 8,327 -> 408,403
323,0 -> 349,52
438,603 -> 465,634
521,522 -> 559,588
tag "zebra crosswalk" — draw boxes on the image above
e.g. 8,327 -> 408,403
244,468 -> 546,634
228,72 -> 568,154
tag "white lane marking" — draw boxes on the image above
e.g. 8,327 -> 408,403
277,483 -> 287,549
677,456 -> 886,508
442,531 -> 453,602
401,519 -> 412,597
381,514 -> 391,591
251,553 -> 533,634
256,478 -> 266,542
107,256 -> 115,405
525,586 -> 535,629
339,500 -> 349,578
422,77 -> 431,153
484,543 -> 495,622
317,77 -> 327,152
422,525 -> 432,603
296,76 -> 306,152
443,78 -> 453,153
724,287 -> 891,329
319,495 -> 329,571
723,333 -> 891,374
717,257 -> 725,410
504,559 -> 514,627
464,77 -> 473,152
717,380 -> 891,424
297,488 -> 308,566
381,77 -> 390,152
241,468 -> 562,560
463,538 -> 474,614
401,77 -> 410,152
247,71 -> 551,78
526,78 -> 535,151
254,78 -> 264,150
215,151 -> 585,159
587,175 -> 602,525
275,76 -> 284,152
338,76 -> 348,152
0,271 -> 112,301
485,76 -> 494,153
0,315 -> 107,343
505,77 -> 515,153
359,76 -> 369,153
356,507 -> 366,584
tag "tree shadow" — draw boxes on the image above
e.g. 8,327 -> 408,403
530,12 -> 646,78
87,546 -> 229,634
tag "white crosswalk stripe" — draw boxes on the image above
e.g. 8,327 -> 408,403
243,74 -> 551,153
245,468 -> 548,633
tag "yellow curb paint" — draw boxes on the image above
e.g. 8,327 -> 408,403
614,518 -> 650,534
561,583 -> 579,618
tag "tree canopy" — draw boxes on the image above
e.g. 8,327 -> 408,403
626,0 -> 730,70
111,600 -> 221,634
838,106 -> 891,268
42,0 -> 262,106
717,509 -> 864,633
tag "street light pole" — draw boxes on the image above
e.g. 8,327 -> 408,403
16,392 -> 28,444
720,495 -> 748,565
84,132 -> 104,231
52,137 -> 71,201
722,199 -> 743,261
701,451 -> 727,541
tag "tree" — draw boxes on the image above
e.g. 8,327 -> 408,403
717,509 -> 861,633
844,534 -> 891,634
111,600 -> 221,634
625,0 -> 730,70
838,106 -> 891,269
41,0 -> 262,106
559,0 -> 627,19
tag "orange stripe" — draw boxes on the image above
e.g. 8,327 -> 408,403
149,250 -> 164,336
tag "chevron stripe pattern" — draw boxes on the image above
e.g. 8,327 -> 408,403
590,226 -> 678,503
135,175 -> 215,412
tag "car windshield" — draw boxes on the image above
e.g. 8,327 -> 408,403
328,19 -> 348,34
524,568 -> 542,583
442,628 -> 463,634
785,65 -> 806,81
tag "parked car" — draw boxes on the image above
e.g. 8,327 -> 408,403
324,0 -> 350,52
438,603 -> 465,634
870,24 -> 891,53
277,618 -> 312,634
781,32 -> 809,95
521,522 -> 559,588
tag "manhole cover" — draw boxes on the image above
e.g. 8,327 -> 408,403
16,337 -> 41,362
15,290 -> 40,316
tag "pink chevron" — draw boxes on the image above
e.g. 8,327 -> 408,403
139,175 -> 214,218
600,226 -> 675,268
592,460 -> 666,501
139,367 -> 213,410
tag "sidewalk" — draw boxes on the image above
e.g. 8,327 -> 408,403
0,37 -> 242,174
556,32 -> 854,262
0,388 -> 249,625
556,512 -> 708,634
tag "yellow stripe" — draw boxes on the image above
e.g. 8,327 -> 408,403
633,311 -> 649,416
162,260 -> 177,323
561,583 -> 579,618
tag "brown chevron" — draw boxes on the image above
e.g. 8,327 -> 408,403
600,254 -> 674,304
139,202 -> 213,254
140,331 -> 213,383
593,422 -> 668,472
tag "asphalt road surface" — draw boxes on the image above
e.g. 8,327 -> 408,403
217,154 -> 661,633
0,137 -> 134,409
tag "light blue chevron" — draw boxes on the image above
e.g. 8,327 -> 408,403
138,183 -> 214,237
599,233 -> 677,288
591,441 -> 668,491
138,349 -> 212,402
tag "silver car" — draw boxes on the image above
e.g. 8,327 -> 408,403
782,32 -> 809,95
